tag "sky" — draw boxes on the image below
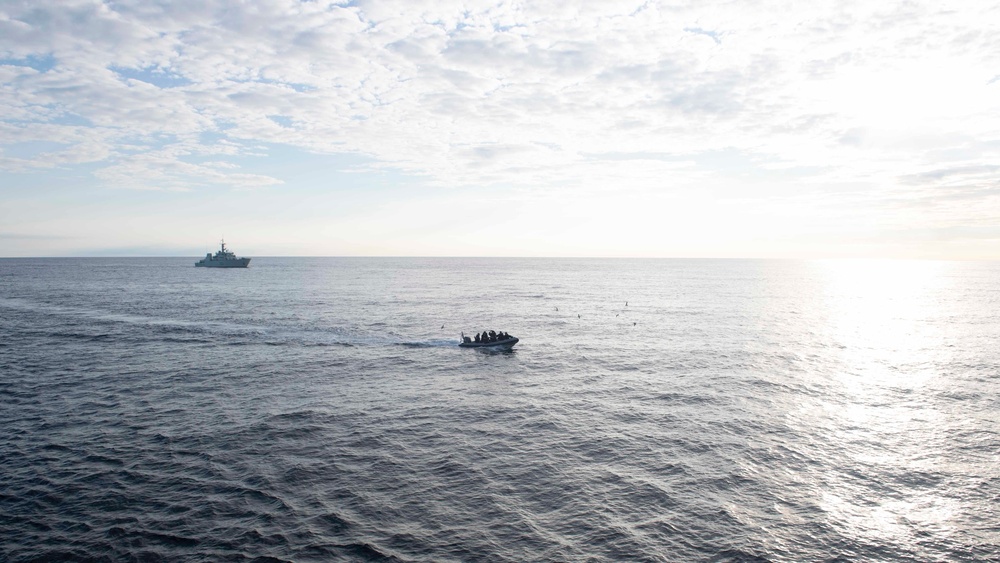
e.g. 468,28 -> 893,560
1,0 -> 999,258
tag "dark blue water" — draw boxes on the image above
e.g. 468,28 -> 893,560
2,258 -> 998,562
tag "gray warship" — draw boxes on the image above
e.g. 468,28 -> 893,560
195,239 -> 251,268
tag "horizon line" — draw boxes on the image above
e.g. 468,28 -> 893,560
0,255 -> 992,262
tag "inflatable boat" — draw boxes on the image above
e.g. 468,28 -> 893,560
459,335 -> 518,349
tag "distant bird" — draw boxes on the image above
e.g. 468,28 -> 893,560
577,314 -> 580,318
555,307 -> 559,311
626,301 -> 628,306
441,325 -> 444,329
615,314 -> 619,317
633,322 -> 636,326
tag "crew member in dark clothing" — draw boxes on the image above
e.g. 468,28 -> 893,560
474,333 -> 481,343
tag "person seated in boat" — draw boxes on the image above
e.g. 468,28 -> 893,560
464,335 -> 472,343
501,331 -> 509,340
474,333 -> 481,343
481,331 -> 488,342
489,330 -> 496,340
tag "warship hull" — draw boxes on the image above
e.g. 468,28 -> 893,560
195,258 -> 251,268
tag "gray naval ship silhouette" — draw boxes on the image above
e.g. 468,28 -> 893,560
195,239 -> 250,268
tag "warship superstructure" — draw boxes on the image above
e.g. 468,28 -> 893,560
195,239 -> 251,268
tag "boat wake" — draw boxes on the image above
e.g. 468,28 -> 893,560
396,339 -> 463,348
2,297 -> 477,350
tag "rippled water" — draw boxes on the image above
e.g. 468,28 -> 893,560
1,257 -> 998,562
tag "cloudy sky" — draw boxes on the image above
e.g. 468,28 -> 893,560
1,0 -> 999,257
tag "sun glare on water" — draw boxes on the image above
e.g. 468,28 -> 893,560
814,259 -> 956,386
802,260 -> 961,547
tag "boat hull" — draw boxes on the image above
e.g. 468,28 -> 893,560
459,337 -> 518,349
195,258 -> 251,268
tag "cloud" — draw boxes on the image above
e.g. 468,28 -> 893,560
0,0 -> 998,213
92,141 -> 284,191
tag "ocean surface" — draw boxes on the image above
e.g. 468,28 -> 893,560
1,257 -> 998,562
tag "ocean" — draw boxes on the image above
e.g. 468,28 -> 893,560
1,257 -> 998,562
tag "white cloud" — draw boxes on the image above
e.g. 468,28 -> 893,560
2,0 -> 1000,255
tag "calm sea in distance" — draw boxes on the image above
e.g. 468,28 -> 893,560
1,257 -> 998,562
